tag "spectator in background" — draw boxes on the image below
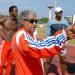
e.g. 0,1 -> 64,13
0,6 -> 18,75
45,7 -> 69,75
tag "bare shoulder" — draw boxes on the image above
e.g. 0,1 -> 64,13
0,16 -> 10,24
5,16 -> 10,19
0,16 -> 8,20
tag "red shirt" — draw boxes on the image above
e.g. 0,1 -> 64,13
12,27 -> 67,75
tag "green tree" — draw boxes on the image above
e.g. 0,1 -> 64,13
40,17 -> 49,23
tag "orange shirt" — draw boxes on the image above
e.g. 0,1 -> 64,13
12,27 -> 67,75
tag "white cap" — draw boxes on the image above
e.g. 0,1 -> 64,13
55,7 -> 63,12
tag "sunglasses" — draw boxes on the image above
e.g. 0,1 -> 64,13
24,19 -> 37,24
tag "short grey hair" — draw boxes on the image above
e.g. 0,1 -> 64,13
18,10 -> 36,27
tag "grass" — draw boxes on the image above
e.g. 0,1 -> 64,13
36,24 -> 46,38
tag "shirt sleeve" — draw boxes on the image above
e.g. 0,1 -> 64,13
17,30 -> 67,58
46,21 -> 52,37
64,20 -> 69,27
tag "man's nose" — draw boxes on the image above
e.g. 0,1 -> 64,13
33,22 -> 36,24
33,22 -> 36,26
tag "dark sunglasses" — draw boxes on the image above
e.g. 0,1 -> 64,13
24,19 -> 37,24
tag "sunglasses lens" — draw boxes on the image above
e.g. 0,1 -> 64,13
35,20 -> 37,24
24,19 -> 37,24
29,19 -> 37,24
29,19 -> 34,23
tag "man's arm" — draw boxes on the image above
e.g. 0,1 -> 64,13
16,30 -> 67,58
46,21 -> 51,37
65,20 -> 69,27
0,16 -> 7,24
65,25 -> 75,39
0,26 -> 4,39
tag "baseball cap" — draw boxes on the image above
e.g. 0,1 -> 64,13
55,7 -> 63,12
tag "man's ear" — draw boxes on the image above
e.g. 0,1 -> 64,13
9,12 -> 12,15
21,20 -> 25,25
55,12 -> 56,14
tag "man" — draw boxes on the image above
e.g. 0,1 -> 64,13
12,10 -> 75,75
0,6 -> 18,75
45,7 -> 69,75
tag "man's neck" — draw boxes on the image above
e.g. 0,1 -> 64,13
23,27 -> 33,37
55,17 -> 62,21
10,15 -> 17,20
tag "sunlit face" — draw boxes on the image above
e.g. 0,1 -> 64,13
55,11 -> 63,18
22,14 -> 37,33
12,7 -> 18,17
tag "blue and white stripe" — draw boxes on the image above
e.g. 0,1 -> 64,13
16,30 -> 67,50
56,30 -> 67,47
24,30 -> 67,49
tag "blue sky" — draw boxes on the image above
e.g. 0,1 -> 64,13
0,0 -> 75,18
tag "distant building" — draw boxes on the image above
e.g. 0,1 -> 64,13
64,16 -> 72,25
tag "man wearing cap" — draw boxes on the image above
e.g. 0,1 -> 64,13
45,7 -> 69,75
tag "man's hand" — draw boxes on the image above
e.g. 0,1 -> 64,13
65,25 -> 75,40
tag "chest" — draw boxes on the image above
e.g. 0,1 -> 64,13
51,24 -> 67,31
3,19 -> 18,30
